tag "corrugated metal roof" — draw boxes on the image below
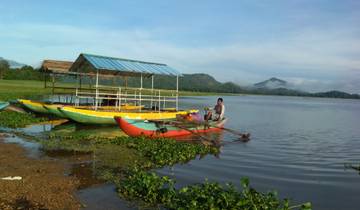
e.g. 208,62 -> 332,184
79,53 -> 181,76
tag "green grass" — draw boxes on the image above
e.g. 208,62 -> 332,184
0,80 -> 52,101
0,79 -> 239,101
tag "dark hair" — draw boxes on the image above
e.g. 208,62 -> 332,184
217,98 -> 223,102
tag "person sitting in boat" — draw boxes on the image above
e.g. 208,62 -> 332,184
205,98 -> 225,121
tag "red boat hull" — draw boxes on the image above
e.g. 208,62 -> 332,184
114,117 -> 226,138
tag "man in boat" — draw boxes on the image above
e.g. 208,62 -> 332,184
205,98 -> 225,121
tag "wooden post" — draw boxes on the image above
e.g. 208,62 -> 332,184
176,75 -> 179,111
139,74 -> 142,111
52,73 -> 55,96
95,70 -> 99,110
79,74 -> 82,89
44,72 -> 47,88
150,75 -> 154,109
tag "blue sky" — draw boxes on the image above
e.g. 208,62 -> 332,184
1,0 -> 359,93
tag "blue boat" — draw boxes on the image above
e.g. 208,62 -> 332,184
0,101 -> 10,111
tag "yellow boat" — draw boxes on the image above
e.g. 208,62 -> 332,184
19,99 -> 145,116
43,103 -> 144,118
59,106 -> 199,125
18,99 -> 49,114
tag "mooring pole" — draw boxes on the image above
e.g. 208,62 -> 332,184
151,75 -> 154,109
95,70 -> 99,110
140,74 -> 143,111
176,75 -> 179,111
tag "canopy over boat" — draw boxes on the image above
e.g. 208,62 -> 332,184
69,53 -> 182,77
114,117 -> 227,138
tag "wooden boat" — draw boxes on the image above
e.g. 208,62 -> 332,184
59,106 -> 199,125
0,101 -> 10,111
43,104 -> 145,118
114,117 -> 227,138
18,99 -> 50,114
43,104 -> 67,118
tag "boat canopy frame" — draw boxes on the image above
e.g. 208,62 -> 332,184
42,53 -> 182,111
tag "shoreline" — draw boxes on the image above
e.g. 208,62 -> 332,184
0,132 -> 81,210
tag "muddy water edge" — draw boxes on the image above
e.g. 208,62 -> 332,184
0,120 -> 139,210
0,132 -> 81,210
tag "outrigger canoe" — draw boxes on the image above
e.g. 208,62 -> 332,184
43,104 -> 145,118
18,99 -> 49,114
114,117 -> 227,138
59,106 -> 199,125
43,104 -> 67,118
0,101 -> 10,111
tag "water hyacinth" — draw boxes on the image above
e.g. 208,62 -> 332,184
118,168 -> 312,210
0,111 -> 47,128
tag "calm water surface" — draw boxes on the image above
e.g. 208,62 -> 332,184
3,95 -> 360,209
158,95 -> 360,210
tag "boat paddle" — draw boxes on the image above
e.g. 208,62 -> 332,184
216,126 -> 251,141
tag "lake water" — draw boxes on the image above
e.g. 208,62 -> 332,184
157,95 -> 360,210
3,95 -> 360,209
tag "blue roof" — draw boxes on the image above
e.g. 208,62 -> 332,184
75,53 -> 181,76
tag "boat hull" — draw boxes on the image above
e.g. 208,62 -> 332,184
114,117 -> 226,138
43,104 -> 67,118
0,101 -> 10,111
59,107 -> 199,125
18,99 -> 50,114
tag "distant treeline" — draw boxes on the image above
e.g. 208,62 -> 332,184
0,60 -> 359,99
0,60 -> 42,80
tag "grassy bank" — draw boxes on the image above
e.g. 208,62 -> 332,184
0,79 -> 238,101
0,80 -> 52,101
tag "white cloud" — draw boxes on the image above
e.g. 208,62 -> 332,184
0,22 -> 359,93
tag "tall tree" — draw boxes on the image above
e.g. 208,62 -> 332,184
0,60 -> 10,80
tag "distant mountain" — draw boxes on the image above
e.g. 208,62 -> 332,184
3,67 -> 359,99
311,90 -> 360,99
0,57 -> 27,68
253,77 -> 288,89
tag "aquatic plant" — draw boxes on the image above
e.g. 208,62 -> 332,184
39,132 -> 311,209
118,167 -> 312,210
106,136 -> 219,167
42,134 -> 219,168
0,111 -> 47,128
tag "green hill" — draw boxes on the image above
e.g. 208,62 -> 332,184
1,66 -> 359,99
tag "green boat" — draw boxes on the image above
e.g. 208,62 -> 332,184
43,104 -> 67,118
18,99 -> 50,114
59,106 -> 199,125
0,101 -> 10,111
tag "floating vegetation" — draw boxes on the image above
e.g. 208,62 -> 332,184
0,111 -> 47,128
42,134 -> 219,168
105,136 -> 219,167
38,133 -> 311,209
118,167 -> 312,210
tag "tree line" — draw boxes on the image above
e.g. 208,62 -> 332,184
0,60 -> 42,80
